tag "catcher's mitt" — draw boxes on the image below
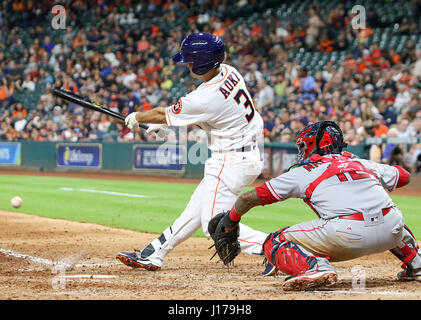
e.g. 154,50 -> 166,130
208,211 -> 240,266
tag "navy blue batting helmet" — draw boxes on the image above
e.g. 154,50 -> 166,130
172,33 -> 225,75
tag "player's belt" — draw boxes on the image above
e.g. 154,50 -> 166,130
338,207 -> 392,221
237,145 -> 255,152
216,144 -> 257,153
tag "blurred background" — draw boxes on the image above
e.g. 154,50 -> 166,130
0,0 -> 420,177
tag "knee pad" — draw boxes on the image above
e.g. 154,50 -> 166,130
263,227 -> 317,275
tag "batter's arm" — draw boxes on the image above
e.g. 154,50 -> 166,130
134,107 -> 167,124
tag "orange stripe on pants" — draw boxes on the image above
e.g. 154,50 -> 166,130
211,155 -> 226,218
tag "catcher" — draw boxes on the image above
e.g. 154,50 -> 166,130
209,120 -> 421,290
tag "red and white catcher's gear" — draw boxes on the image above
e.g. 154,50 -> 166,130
256,150 -> 418,289
262,227 -> 335,277
390,225 -> 421,276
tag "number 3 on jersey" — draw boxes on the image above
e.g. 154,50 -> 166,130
234,89 -> 255,123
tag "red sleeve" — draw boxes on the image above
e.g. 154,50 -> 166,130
255,183 -> 279,206
394,165 -> 410,188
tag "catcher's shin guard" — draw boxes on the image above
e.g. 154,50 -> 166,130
262,227 -> 333,276
390,225 -> 421,279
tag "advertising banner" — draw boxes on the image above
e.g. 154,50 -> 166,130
0,143 -> 21,166
57,143 -> 102,168
133,144 -> 185,174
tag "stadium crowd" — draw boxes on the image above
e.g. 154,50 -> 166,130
0,0 -> 421,171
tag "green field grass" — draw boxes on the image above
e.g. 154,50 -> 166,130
1,174 -> 421,238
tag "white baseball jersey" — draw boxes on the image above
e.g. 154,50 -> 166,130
266,153 -> 398,220
165,64 -> 263,153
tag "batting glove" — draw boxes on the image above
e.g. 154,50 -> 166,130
146,123 -> 168,138
125,112 -> 140,131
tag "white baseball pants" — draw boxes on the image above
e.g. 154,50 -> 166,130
143,151 -> 268,266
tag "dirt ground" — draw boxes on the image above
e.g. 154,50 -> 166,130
1,169 -> 421,300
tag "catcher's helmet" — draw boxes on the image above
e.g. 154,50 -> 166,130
172,32 -> 225,75
296,121 -> 347,161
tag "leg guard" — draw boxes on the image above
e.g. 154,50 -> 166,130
263,227 -> 331,276
390,225 -> 421,271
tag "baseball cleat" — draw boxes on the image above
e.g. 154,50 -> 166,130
116,249 -> 162,271
282,271 -> 337,291
262,262 -> 278,276
397,267 -> 421,281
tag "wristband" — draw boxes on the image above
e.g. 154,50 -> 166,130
229,206 -> 242,222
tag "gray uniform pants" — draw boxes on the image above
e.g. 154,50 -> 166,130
281,207 -> 421,272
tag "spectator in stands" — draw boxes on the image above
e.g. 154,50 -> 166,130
12,102 -> 27,118
305,6 -> 324,49
297,67 -> 316,103
394,83 -> 412,111
378,56 -> 391,71
255,78 -> 274,112
384,142 -> 413,173
41,36 -> 55,55
244,63 -> 263,84
380,87 -> 396,107
319,33 -> 334,53
0,77 -> 14,107
18,74 -> 35,92
412,49 -> 421,78
0,0 -> 418,149
387,48 -> 401,66
378,100 -> 398,126
343,53 -> 357,74
13,111 -> 27,133
397,118 -> 416,138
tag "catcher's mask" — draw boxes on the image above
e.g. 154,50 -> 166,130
296,120 -> 347,161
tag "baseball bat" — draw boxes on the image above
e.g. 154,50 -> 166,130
52,88 -> 149,130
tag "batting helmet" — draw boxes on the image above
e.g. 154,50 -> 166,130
172,32 -> 225,76
296,121 -> 347,161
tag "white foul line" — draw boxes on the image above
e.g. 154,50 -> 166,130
0,248 -> 54,266
318,289 -> 409,296
0,248 -> 119,269
59,275 -> 117,279
59,187 -> 148,198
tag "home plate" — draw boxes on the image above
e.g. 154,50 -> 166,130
62,275 -> 117,279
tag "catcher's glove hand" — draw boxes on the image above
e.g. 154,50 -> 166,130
208,211 -> 240,266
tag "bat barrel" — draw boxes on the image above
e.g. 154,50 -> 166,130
52,88 -> 149,130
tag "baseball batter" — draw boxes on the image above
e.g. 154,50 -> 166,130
214,120 -> 421,290
116,33 -> 269,271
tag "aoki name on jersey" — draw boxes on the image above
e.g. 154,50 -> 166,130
218,71 -> 241,99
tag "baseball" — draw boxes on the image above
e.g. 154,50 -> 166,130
11,196 -> 22,209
